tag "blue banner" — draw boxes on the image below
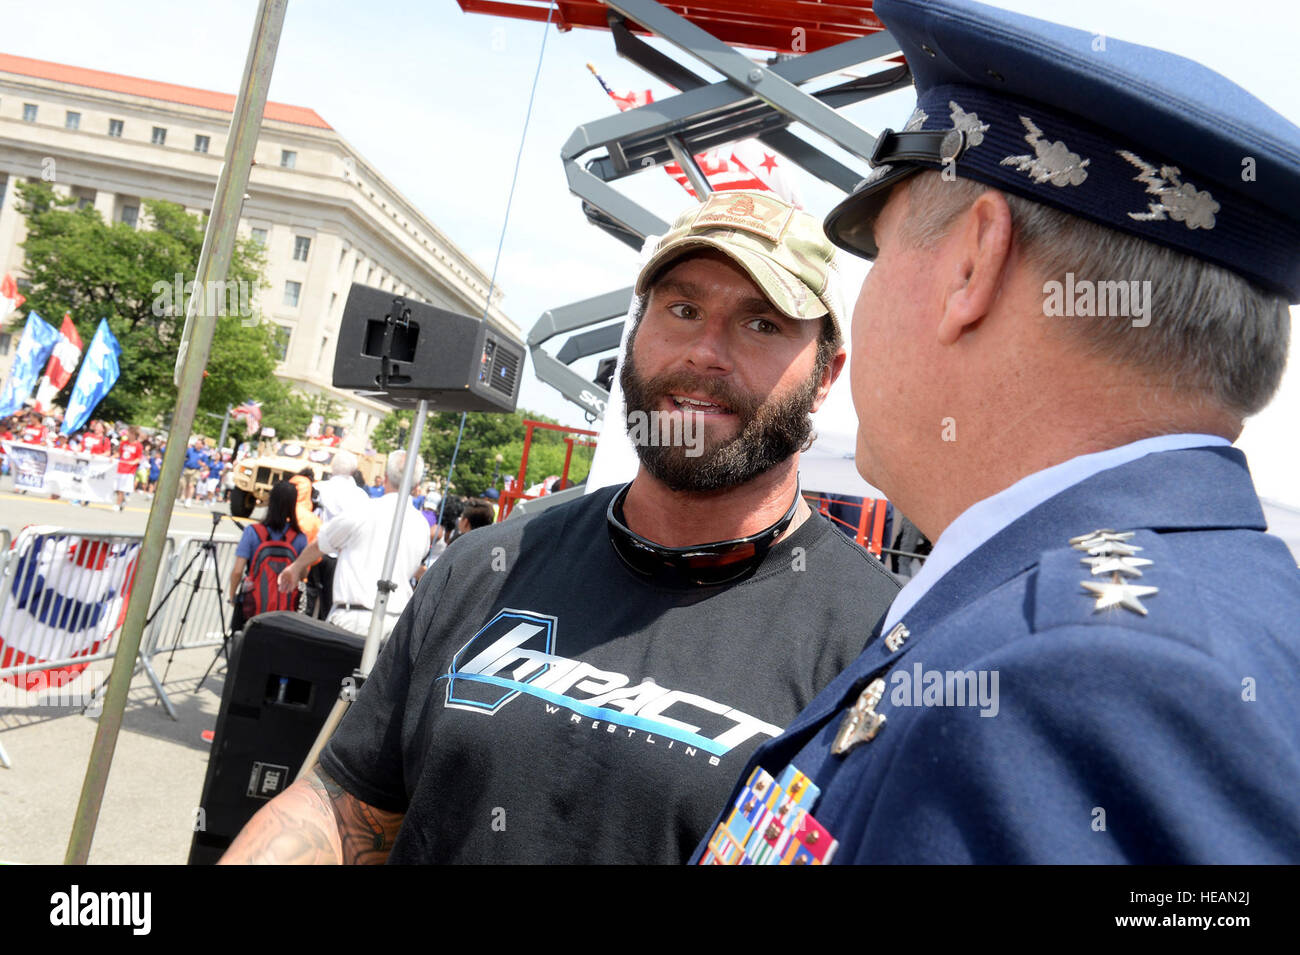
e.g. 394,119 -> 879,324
61,318 -> 121,434
0,311 -> 60,417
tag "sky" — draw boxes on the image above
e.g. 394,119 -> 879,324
4,0 -> 1299,504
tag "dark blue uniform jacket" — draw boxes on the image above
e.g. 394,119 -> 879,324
692,447 -> 1300,863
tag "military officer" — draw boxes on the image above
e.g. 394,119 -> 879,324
693,0 -> 1300,864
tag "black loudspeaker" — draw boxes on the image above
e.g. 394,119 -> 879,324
332,282 -> 523,412
188,612 -> 364,865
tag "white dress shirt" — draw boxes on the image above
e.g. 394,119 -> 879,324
317,491 -> 430,618
315,474 -> 371,522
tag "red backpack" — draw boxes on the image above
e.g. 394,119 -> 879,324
240,524 -> 301,620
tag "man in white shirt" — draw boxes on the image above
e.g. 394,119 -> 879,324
278,449 -> 429,639
315,449 -> 369,521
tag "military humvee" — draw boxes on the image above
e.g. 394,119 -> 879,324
229,438 -> 386,517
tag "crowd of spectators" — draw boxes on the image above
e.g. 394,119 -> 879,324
0,409 -> 169,510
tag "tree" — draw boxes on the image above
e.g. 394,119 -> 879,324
11,181 -> 291,427
372,408 -> 594,495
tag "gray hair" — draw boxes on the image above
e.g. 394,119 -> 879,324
331,449 -> 358,476
899,172 -> 1291,418
385,448 -> 425,488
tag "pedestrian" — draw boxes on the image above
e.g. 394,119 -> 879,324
227,480 -> 308,633
114,426 -> 143,512
221,189 -> 901,864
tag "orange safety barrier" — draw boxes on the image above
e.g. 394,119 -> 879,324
498,419 -> 599,520
808,492 -> 890,557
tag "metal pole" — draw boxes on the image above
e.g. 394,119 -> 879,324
362,399 -> 428,675
64,0 -> 289,865
297,399 -> 429,778
218,404 -> 232,450
434,411 -> 469,529
665,135 -> 712,199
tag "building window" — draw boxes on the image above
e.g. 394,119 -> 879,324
120,205 -> 139,228
329,291 -> 337,312
250,227 -> 268,246
22,104 -> 37,122
151,126 -> 167,146
283,281 -> 301,308
273,325 -> 292,361
292,236 -> 311,262
280,149 -> 296,169
0,333 -> 11,356
318,336 -> 330,369
65,111 -> 80,130
108,119 -> 124,137
194,134 -> 210,153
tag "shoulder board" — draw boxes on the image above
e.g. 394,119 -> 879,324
1030,528 -> 1212,652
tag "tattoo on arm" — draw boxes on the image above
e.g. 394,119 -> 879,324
311,765 -> 405,865
218,765 -> 404,865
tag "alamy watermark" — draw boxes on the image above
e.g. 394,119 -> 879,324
1043,272 -> 1152,328
50,885 -> 151,935
0,666 -> 107,717
626,410 -> 704,457
888,663 -> 999,717
152,273 -> 253,321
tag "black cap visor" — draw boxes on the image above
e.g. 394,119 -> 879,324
824,127 -> 968,260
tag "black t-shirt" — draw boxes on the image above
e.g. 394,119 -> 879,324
320,484 -> 900,863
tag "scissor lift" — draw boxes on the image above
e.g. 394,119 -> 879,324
458,0 -> 905,420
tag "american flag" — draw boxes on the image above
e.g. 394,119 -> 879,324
587,64 -> 802,206
231,401 -> 263,436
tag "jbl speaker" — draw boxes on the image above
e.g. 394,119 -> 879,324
188,612 -> 364,865
332,282 -> 523,412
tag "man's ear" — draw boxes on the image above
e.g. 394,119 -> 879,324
810,346 -> 847,413
936,190 -> 1013,346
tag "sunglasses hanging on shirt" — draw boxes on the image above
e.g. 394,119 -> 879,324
606,482 -> 802,587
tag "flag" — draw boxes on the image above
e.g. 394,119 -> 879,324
0,272 -> 25,319
61,319 -> 121,434
231,400 -> 263,436
589,65 -> 802,207
0,311 -> 60,418
33,313 -> 83,413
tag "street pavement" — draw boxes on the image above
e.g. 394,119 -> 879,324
0,475 -> 241,865
0,644 -> 224,864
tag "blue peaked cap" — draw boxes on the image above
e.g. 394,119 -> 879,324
824,0 -> 1300,301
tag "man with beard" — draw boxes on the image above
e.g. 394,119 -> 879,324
221,190 -> 900,864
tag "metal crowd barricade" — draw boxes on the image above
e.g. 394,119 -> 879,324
0,526 -> 155,769
138,531 -> 242,717
0,524 -> 240,767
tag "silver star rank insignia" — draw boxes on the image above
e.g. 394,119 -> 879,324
1070,529 -> 1143,558
1080,574 -> 1159,615
1081,555 -> 1154,577
1069,529 -> 1133,546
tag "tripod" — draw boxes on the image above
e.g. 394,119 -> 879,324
141,511 -> 237,694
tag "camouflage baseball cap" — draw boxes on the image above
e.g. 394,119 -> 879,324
635,191 -> 845,337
